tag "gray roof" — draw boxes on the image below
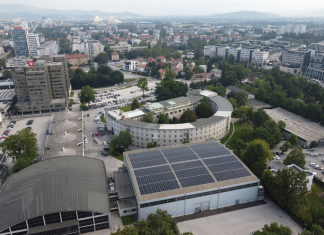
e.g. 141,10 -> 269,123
113,171 -> 135,199
0,156 -> 109,231
226,86 -> 254,96
117,198 -> 137,209
247,99 -> 271,106
190,115 -> 225,127
209,96 -> 234,112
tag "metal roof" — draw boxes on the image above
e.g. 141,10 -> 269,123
113,171 -> 135,199
226,86 -> 254,96
124,141 -> 259,202
247,99 -> 271,106
0,156 -> 109,231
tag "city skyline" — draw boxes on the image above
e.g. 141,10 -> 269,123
1,0 -> 324,17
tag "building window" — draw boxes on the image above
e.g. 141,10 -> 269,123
44,213 -> 61,225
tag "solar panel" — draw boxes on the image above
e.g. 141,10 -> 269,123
179,174 -> 215,188
207,161 -> 244,173
171,160 -> 204,171
161,146 -> 190,154
134,165 -> 171,177
203,155 -> 238,166
139,179 -> 180,195
213,168 -> 251,182
128,150 -> 167,169
190,142 -> 222,150
131,158 -> 168,169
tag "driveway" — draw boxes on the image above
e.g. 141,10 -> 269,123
177,197 -> 303,235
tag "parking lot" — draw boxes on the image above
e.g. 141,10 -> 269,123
177,197 -> 303,235
1,115 -> 53,156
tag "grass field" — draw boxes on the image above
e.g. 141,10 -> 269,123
100,114 -> 106,123
226,121 -> 252,146
120,103 -> 145,112
116,65 -> 123,68
298,182 -> 324,219
124,78 -> 137,83
121,215 -> 136,226
70,91 -> 74,97
108,150 -> 123,161
220,123 -> 233,144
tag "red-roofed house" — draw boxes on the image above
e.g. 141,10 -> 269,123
158,69 -> 165,80
111,51 -> 119,61
137,64 -> 146,72
167,57 -> 175,64
174,68 -> 185,76
147,57 -> 157,64
189,66 -> 194,70
171,62 -> 183,71
138,60 -> 146,65
187,61 -> 195,67
156,56 -> 166,62
159,62 -> 166,67
66,54 -> 90,66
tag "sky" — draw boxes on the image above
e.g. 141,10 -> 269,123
1,0 -> 324,16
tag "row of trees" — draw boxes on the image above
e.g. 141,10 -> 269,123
70,65 -> 124,89
245,65 -> 324,125
254,222 -> 324,235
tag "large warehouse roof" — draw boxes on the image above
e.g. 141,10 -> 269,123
124,142 -> 258,202
264,107 -> 324,142
0,156 -> 109,232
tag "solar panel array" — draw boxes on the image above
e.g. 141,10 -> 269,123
127,142 -> 252,195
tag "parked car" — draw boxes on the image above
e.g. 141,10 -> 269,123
103,141 -> 108,146
95,132 -> 98,136
309,148 -> 315,151
311,153 -> 318,156
10,121 -> 16,124
103,147 -> 111,151
101,150 -> 108,156
27,119 -> 34,125
310,162 -> 316,166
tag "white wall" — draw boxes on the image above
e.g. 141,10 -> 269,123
138,186 -> 259,220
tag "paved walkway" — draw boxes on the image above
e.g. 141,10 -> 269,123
224,122 -> 235,145
176,200 -> 266,223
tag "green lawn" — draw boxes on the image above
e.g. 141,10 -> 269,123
120,103 -> 145,112
220,123 -> 233,144
70,91 -> 74,97
298,182 -> 324,219
100,114 -> 106,123
115,65 -> 123,68
121,215 -> 136,226
124,78 -> 137,83
108,150 -> 123,161
226,121 -> 252,146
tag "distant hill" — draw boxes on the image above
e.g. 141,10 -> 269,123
210,11 -> 280,19
0,4 -> 143,20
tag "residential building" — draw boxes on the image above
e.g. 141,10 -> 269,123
123,60 -> 138,71
89,41 -> 104,61
199,65 -> 207,73
66,54 -> 90,66
158,68 -> 165,80
5,56 -> 29,68
306,53 -> 324,80
0,46 -> 4,55
210,68 -> 222,78
226,86 -> 255,99
251,50 -> 269,64
282,49 -> 315,72
272,161 -> 314,191
27,33 -> 40,56
137,64 -> 146,72
132,38 -> 141,46
228,46 -> 241,61
171,61 -> 183,71
156,56 -> 166,63
277,25 -> 286,35
12,27 -> 30,57
37,40 -> 58,56
105,90 -> 233,148
187,61 -> 195,67
13,55 -> 70,113
110,42 -> 132,53
0,157 -> 111,234
138,60 -> 146,65
111,51 -> 119,61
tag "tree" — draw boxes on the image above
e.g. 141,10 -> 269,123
194,47 -> 203,60
280,140 -> 292,154
137,77 -> 148,97
94,52 -> 109,64
111,225 -> 138,235
228,97 -> 237,109
11,158 -> 34,174
179,109 -> 197,123
277,120 -> 286,129
158,114 -> 169,124
242,139 -> 270,178
261,119 -> 282,147
252,109 -> 270,127
235,92 -> 248,107
283,146 -> 305,169
288,134 -> 298,146
80,86 -> 96,104
118,131 -> 133,150
236,106 -> 253,120
143,113 -> 154,123
231,139 -> 247,158
321,114 -> 324,126
185,69 -> 193,80
156,71 -> 161,79
207,62 -> 212,72
214,85 -> 226,97
131,99 -> 141,110
254,222 -> 292,235
147,141 -> 158,148
138,209 -> 179,235
109,135 -> 119,152
2,70 -> 12,79
163,68 -> 176,81
0,128 -> 38,172
301,225 -> 324,235
195,103 -> 212,118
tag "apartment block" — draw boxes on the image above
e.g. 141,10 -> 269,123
282,49 -> 315,72
66,54 -> 90,66
13,55 -> 70,113
5,56 -> 30,68
12,27 -> 30,57
306,53 -> 324,80
123,60 -> 138,71
89,40 -> 104,61
27,34 -> 40,56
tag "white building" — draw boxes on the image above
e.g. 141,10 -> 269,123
5,56 -> 29,68
204,45 -> 217,57
37,41 -> 58,55
123,60 -> 138,71
277,25 -> 286,35
228,46 -> 241,60
123,141 -> 261,221
89,41 -> 105,61
252,50 -> 269,64
94,16 -> 101,23
299,24 -> 307,34
132,39 -> 141,46
27,34 -> 40,56
240,47 -> 255,63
